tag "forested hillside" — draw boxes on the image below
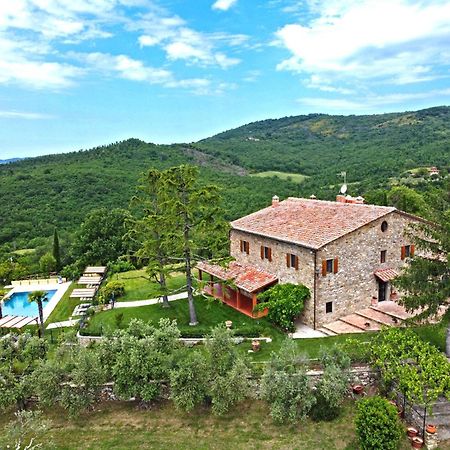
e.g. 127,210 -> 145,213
197,106 -> 450,191
0,106 -> 449,249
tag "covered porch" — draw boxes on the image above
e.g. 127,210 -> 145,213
197,261 -> 278,318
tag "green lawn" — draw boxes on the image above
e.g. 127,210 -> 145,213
250,170 -> 309,183
0,400 -> 417,450
108,269 -> 187,301
45,282 -> 81,324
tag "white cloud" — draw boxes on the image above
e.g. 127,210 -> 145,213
135,11 -> 244,69
0,110 -> 54,119
212,0 -> 238,11
298,88 -> 450,112
276,0 -> 450,87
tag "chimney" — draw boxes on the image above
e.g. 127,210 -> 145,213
310,194 -> 317,199
272,195 -> 280,207
354,196 -> 365,204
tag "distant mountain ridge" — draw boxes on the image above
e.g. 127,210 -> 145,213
0,106 -> 449,247
0,158 -> 22,164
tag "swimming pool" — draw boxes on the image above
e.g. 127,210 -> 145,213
2,290 -> 57,318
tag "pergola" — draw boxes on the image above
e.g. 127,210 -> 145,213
197,261 -> 277,318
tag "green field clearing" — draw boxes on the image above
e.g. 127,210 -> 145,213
0,400 -> 416,450
250,171 -> 308,183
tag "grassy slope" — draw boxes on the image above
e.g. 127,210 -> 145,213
0,400 -> 415,450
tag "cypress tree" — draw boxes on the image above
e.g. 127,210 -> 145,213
53,228 -> 61,272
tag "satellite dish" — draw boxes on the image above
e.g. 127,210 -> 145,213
340,184 -> 348,194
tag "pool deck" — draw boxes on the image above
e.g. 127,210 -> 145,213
3,281 -> 72,321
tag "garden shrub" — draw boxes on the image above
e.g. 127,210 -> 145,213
98,281 -> 125,304
260,340 -> 315,424
355,396 -> 403,450
254,283 -> 310,332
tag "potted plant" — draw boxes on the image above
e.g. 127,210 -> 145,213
411,436 -> 423,449
251,339 -> 260,352
352,384 -> 364,395
407,427 -> 419,438
426,424 -> 437,434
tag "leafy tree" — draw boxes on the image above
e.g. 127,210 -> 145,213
260,340 -> 315,424
0,333 -> 47,411
255,283 -> 310,332
170,351 -> 209,412
39,252 -> 56,275
106,319 -> 180,403
205,325 -> 249,415
28,291 -> 47,337
164,165 -> 228,325
53,228 -> 61,272
387,185 -> 429,217
71,208 -> 131,268
395,183 -> 450,356
355,396 -> 403,450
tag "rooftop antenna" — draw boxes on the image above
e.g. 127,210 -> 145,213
339,171 -> 347,194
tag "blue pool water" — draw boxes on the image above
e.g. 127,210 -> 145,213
2,290 -> 56,317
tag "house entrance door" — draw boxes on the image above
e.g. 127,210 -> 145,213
378,280 -> 387,302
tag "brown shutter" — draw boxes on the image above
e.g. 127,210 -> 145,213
322,259 -> 327,276
268,247 -> 272,262
240,240 -> 243,252
401,246 -> 406,260
246,243 -> 249,255
286,253 -> 290,268
260,246 -> 264,259
410,245 -> 415,257
294,256 -> 299,270
333,257 -> 339,274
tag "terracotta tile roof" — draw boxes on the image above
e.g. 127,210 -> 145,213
231,197 -> 397,249
197,261 -> 277,293
374,267 -> 399,282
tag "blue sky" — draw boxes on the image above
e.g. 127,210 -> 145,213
1,0 -> 450,158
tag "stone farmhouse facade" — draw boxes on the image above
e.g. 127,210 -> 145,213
197,195 -> 421,329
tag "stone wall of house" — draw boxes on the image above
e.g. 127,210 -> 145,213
230,229 -> 316,326
315,211 -> 418,327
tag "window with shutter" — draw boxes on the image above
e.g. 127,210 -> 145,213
333,258 -> 339,274
322,259 -> 327,276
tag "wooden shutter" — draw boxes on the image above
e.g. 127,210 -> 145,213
286,253 -> 290,268
268,247 -> 272,262
410,245 -> 415,257
333,257 -> 339,274
246,243 -> 249,255
240,240 -> 243,252
294,256 -> 299,270
260,246 -> 264,259
322,259 -> 327,276
401,246 -> 406,260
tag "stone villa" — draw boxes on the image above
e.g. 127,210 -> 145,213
197,194 -> 422,330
